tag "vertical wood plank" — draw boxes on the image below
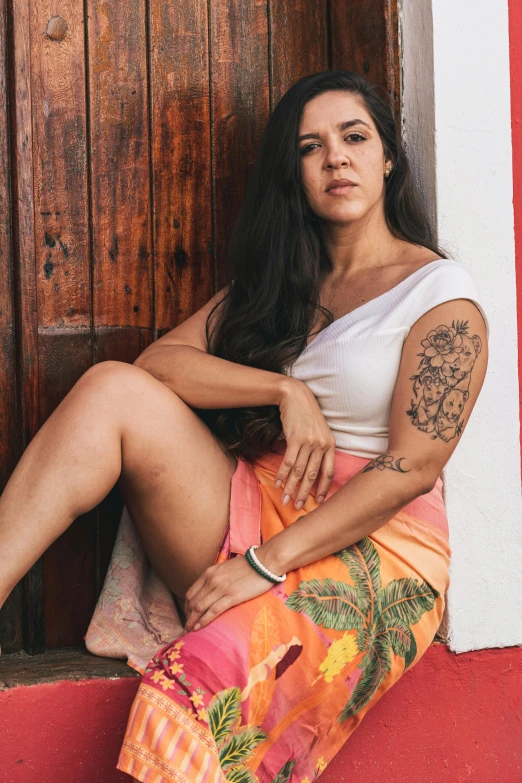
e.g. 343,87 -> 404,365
0,0 -> 23,653
87,0 -> 152,328
209,0 -> 270,290
268,0 -> 329,108
10,0 -> 44,654
28,0 -> 97,648
149,0 -> 214,331
330,0 -> 401,123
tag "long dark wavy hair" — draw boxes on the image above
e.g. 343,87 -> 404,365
196,70 -> 448,463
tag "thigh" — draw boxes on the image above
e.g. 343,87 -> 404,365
100,361 -> 238,599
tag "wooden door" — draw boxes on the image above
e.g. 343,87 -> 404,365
0,0 -> 399,654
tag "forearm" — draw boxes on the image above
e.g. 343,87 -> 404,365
134,344 -> 293,408
257,461 -> 435,575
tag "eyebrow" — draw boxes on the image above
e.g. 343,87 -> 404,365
298,118 -> 372,142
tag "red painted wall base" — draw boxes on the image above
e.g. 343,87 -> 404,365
1,644 -> 520,783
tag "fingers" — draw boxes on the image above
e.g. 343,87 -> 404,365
275,438 -> 335,509
184,564 -> 235,631
273,443 -> 301,490
315,445 -> 336,504
292,449 -> 325,509
187,596 -> 232,632
276,443 -> 312,506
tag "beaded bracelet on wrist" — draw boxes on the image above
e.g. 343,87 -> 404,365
245,545 -> 287,584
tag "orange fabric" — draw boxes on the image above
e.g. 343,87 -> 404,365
117,446 -> 450,783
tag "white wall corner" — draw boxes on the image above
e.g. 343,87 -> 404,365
400,0 -> 522,653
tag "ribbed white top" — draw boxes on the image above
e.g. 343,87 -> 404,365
283,258 -> 490,459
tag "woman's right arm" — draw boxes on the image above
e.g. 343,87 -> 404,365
133,285 -> 291,409
133,285 -> 336,507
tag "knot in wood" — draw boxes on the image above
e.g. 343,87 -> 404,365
46,16 -> 67,41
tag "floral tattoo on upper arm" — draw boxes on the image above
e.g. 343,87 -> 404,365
406,320 -> 482,442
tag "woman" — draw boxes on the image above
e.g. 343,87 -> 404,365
0,71 -> 488,782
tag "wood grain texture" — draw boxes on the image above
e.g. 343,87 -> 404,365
269,0 -> 329,108
26,0 -> 96,649
149,0 -> 214,332
330,0 -> 401,123
0,647 -> 139,689
10,0 -> 44,654
87,0 -> 152,327
209,0 -> 270,290
0,0 -> 23,654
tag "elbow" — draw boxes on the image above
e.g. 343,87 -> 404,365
132,353 -> 147,368
415,471 -> 439,497
133,346 -> 159,369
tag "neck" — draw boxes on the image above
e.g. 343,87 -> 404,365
319,213 -> 409,278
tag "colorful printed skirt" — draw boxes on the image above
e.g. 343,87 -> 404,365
116,443 -> 451,783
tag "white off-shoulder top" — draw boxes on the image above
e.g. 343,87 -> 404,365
283,258 -> 490,459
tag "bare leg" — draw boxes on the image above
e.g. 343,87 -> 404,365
0,360 -> 237,608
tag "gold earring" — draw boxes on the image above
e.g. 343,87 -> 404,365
385,165 -> 393,177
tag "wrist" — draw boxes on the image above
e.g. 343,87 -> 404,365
276,376 -> 303,408
254,537 -> 291,578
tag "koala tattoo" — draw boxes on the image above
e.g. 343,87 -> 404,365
406,320 -> 481,441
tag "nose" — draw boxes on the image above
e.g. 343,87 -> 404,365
323,141 -> 350,170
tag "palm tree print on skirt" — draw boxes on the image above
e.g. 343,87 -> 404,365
285,537 -> 440,722
205,684 -> 297,783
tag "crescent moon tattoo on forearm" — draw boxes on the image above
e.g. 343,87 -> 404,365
406,319 -> 482,442
362,454 -> 411,474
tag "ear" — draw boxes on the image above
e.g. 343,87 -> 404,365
463,391 -> 470,402
471,334 -> 482,356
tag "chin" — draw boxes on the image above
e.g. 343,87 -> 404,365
321,208 -> 366,225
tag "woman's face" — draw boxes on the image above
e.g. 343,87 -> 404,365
298,90 -> 392,226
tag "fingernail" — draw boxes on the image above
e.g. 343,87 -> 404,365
317,495 -> 325,504
274,479 -> 282,488
194,623 -> 201,631
295,500 -> 304,510
282,494 -> 290,505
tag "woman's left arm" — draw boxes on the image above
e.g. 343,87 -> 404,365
184,298 -> 488,631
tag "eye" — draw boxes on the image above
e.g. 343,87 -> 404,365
300,143 -> 320,156
299,133 -> 367,156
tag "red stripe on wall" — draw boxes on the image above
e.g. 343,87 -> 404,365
0,645 -> 521,782
508,0 -> 522,462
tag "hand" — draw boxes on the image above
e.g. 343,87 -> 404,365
183,556 -> 274,632
276,379 -> 336,509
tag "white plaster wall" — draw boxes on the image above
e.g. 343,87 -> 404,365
400,0 -> 522,652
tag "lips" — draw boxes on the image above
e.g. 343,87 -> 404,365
325,179 -> 357,194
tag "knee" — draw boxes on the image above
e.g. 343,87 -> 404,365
76,360 -> 152,400
77,360 -> 181,412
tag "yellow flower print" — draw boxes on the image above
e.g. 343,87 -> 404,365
318,632 -> 358,683
197,707 -> 209,722
315,757 -> 327,773
301,778 -> 311,783
167,648 -> 181,663
150,670 -> 164,684
169,662 -> 183,676
189,691 -> 205,708
173,639 -> 185,650
159,675 -> 175,692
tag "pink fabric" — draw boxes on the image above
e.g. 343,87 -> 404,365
85,445 -> 447,673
